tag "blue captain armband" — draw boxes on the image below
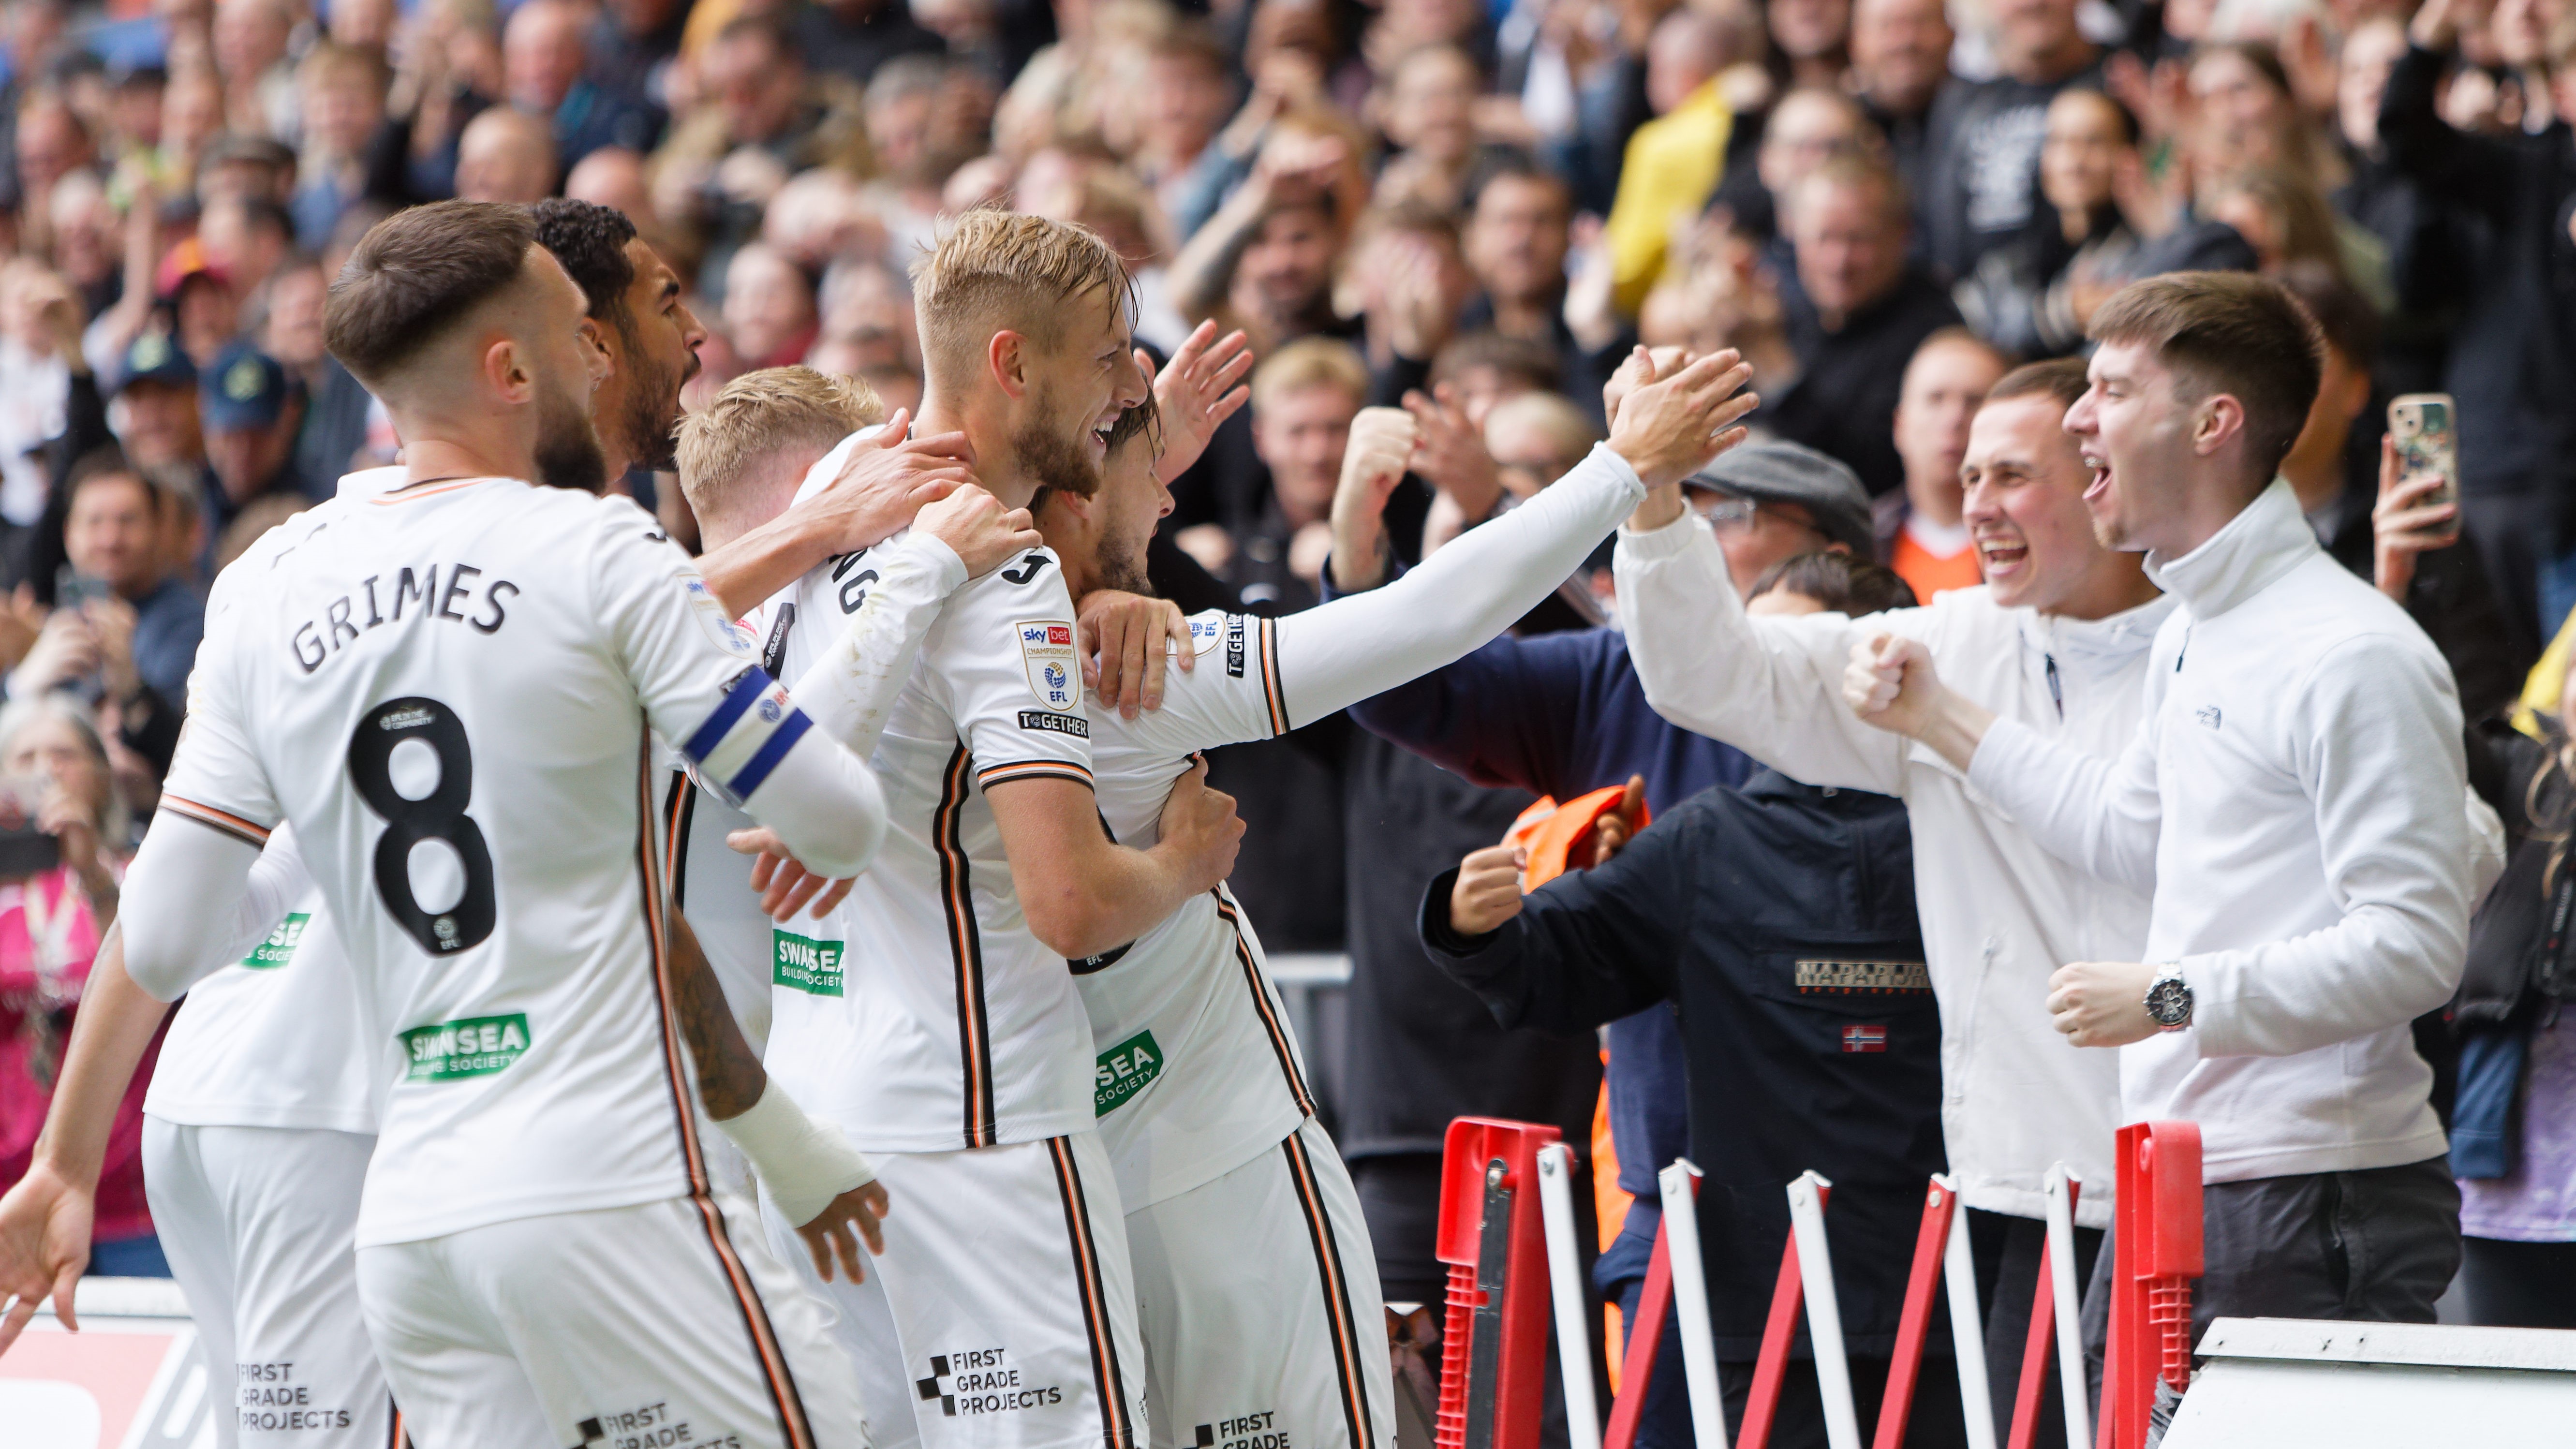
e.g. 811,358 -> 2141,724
682,667 -> 816,806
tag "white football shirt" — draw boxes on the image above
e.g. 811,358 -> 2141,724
759,429 -> 1100,1153
143,825 -> 378,1134
159,476 -> 858,1247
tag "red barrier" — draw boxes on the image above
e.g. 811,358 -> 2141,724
1436,1118 -> 1564,1449
2006,1179 -> 2079,1449
1872,1179 -> 1959,1449
1600,1194 -> 1679,1449
2099,1122 -> 2203,1449
1737,1181 -> 1831,1449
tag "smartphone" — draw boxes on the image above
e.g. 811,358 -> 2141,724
54,565 -> 111,611
2388,395 -> 2461,542
0,825 -> 61,880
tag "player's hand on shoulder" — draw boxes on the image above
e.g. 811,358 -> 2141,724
1449,844 -> 1527,937
1155,758 -> 1244,894
0,1158 -> 95,1351
1605,348 -> 1760,490
796,1179 -> 890,1284
803,408 -> 981,553
727,826 -> 854,922
916,483 -> 1042,579
1078,591 -> 1192,720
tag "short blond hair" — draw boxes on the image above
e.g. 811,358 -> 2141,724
676,366 -> 887,522
1249,336 -> 1367,414
910,207 -> 1133,393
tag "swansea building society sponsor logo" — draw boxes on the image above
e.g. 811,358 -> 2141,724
773,929 -> 846,996
400,1013 -> 531,1081
1018,709 -> 1090,739
917,1349 -> 1063,1417
240,912 -> 312,968
1793,960 -> 1931,993
1095,1029 -> 1162,1115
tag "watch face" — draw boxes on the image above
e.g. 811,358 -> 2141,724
2146,977 -> 2192,1027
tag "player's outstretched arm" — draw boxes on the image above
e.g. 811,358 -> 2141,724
990,759 -> 1244,962
665,910 -> 889,1282
694,411 -> 980,618
1260,353 -> 1754,730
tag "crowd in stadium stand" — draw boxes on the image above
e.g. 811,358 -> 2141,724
1,0 -> 2575,1440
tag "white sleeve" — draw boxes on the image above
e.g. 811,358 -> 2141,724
1273,443 -> 1643,724
122,810 -> 265,1001
1101,444 -> 1651,758
2180,636 -> 2474,1058
1613,508 -> 1914,795
925,547 -> 1098,794
787,531 -> 969,760
587,497 -> 888,879
1967,711 -> 2164,895
212,825 -> 318,964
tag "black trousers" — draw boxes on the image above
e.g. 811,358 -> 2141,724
2079,1155 -> 2461,1407
2458,1236 -> 2576,1328
1712,1353 -> 1969,1449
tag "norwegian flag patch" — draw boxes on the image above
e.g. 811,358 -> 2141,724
1841,1023 -> 1888,1053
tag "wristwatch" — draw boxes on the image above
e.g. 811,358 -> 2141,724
2143,966 -> 2193,1032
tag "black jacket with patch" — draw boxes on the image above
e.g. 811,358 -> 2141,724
1420,770 -> 1943,1358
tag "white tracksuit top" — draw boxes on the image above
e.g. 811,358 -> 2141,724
1615,511 -> 2176,1227
1969,479 -> 2502,1183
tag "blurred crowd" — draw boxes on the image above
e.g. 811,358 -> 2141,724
0,0 -> 2575,1422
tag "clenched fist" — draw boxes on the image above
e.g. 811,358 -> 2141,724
1449,844 -> 1527,936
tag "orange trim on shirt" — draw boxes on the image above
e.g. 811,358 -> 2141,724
1891,530 -> 1984,601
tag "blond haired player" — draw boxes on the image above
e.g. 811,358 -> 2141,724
725,340 -> 1760,1449
666,213 -> 1241,1449
104,201 -> 894,1449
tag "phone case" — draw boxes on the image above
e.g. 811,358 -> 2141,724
2387,394 -> 2458,529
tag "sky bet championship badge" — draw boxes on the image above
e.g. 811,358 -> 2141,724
1016,620 -> 1079,708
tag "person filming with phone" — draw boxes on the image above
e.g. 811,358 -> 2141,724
8,452 -> 196,781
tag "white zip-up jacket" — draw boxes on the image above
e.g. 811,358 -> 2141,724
1616,511 -> 2176,1227
1969,480 -> 2502,1183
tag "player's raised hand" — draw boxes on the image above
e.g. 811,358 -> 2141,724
727,826 -> 853,921
799,409 -> 981,553
1604,349 -> 1758,490
1601,345 -> 1694,429
916,483 -> 1041,578
0,1159 -> 93,1351
1448,844 -> 1527,936
1147,323 -> 1255,483
1155,759 -> 1244,894
1079,590 -> 1192,720
797,1179 -> 891,1284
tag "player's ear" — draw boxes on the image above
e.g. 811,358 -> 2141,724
988,330 -> 1028,402
481,335 -> 529,404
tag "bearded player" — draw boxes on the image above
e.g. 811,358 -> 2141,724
101,200 -> 895,1449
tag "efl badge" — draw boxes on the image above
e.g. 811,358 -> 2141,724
1184,615 -> 1226,655
1840,1023 -> 1888,1053
1016,620 -> 1080,708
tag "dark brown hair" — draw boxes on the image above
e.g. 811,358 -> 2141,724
1749,551 -> 1919,616
1984,356 -> 2090,412
325,200 -> 540,388
2087,270 -> 2323,481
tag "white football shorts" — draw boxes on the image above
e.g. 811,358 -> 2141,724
143,1119 -> 401,1449
1126,1117 -> 1396,1449
767,1131 -> 1148,1449
356,1189 -> 868,1449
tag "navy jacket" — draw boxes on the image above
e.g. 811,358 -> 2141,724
1422,773 -> 1944,1357
1337,607 -> 1754,1213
